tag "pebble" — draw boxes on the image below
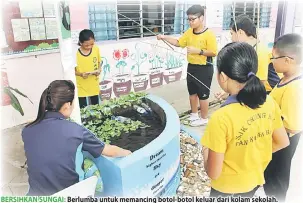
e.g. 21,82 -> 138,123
177,131 -> 211,196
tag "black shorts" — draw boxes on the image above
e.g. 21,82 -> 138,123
187,63 -> 213,100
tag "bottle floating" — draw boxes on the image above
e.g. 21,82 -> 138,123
133,105 -> 148,115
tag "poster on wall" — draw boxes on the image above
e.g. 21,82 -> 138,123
1,1 -> 59,56
19,0 -> 43,18
43,2 -> 56,18
29,18 -> 46,40
45,18 -> 58,39
11,19 -> 30,42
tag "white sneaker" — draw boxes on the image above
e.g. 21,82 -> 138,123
187,113 -> 199,121
190,118 -> 208,127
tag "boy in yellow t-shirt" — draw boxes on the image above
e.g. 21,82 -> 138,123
157,5 -> 217,127
264,33 -> 303,202
75,29 -> 102,108
201,42 -> 289,197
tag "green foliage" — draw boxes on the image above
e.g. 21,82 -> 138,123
2,86 -> 33,116
81,92 -> 149,144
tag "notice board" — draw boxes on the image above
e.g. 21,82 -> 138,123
1,1 -> 59,56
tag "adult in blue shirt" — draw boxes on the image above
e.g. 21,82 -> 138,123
22,80 -> 131,196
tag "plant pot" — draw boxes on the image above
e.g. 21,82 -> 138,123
149,67 -> 164,88
113,74 -> 132,97
132,73 -> 149,92
100,79 -> 113,100
163,67 -> 182,84
1,71 -> 11,106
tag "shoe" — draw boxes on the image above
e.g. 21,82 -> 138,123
190,118 -> 208,127
187,113 -> 200,121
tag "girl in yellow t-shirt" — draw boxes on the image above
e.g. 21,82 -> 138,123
75,29 -> 102,108
201,42 -> 289,197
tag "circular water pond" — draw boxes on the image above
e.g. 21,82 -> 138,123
84,94 -> 181,196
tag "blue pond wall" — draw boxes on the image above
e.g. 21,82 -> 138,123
84,94 -> 181,196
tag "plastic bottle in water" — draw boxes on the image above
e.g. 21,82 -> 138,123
112,116 -> 131,124
141,103 -> 152,113
133,105 -> 148,115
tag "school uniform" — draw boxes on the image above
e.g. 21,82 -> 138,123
178,28 -> 217,100
254,43 -> 271,88
75,45 -> 101,108
22,111 -> 105,195
264,75 -> 303,201
201,95 -> 284,197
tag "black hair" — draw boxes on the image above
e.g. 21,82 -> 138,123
26,80 -> 75,127
186,5 -> 205,16
273,33 -> 303,64
78,29 -> 95,46
217,42 -> 266,109
231,14 -> 257,38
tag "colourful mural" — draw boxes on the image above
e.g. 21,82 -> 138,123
97,40 -> 188,100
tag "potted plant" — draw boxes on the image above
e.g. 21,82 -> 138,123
100,57 -> 113,100
131,43 -> 149,92
163,52 -> 184,84
112,49 -> 132,97
1,71 -> 33,116
148,48 -> 165,88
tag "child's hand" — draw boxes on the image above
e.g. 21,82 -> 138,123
92,70 -> 101,76
81,72 -> 89,79
215,91 -> 229,100
187,46 -> 200,54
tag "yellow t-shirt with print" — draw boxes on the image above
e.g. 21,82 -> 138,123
75,46 -> 101,97
270,76 -> 303,135
201,96 -> 283,193
255,43 -> 270,84
178,28 -> 217,65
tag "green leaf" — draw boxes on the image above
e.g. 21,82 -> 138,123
7,87 -> 33,104
4,88 -> 24,116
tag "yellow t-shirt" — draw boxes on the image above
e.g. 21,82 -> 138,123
270,75 -> 303,135
255,43 -> 270,83
201,95 -> 283,193
178,28 -> 217,65
75,46 -> 101,97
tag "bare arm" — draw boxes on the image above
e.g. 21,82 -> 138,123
157,35 -> 180,47
75,67 -> 82,77
203,147 -> 224,180
272,127 -> 289,153
202,50 -> 217,57
101,144 -> 132,157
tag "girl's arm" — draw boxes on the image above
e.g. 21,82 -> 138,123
203,147 -> 224,180
102,144 -> 131,157
272,127 -> 289,153
75,67 -> 89,79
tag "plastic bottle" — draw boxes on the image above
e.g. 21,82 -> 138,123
141,103 -> 152,113
133,105 -> 148,115
112,116 -> 131,124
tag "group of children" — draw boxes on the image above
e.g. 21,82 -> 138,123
21,4 -> 302,200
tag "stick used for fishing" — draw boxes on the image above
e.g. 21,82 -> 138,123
117,12 -> 175,51
117,13 -> 216,97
